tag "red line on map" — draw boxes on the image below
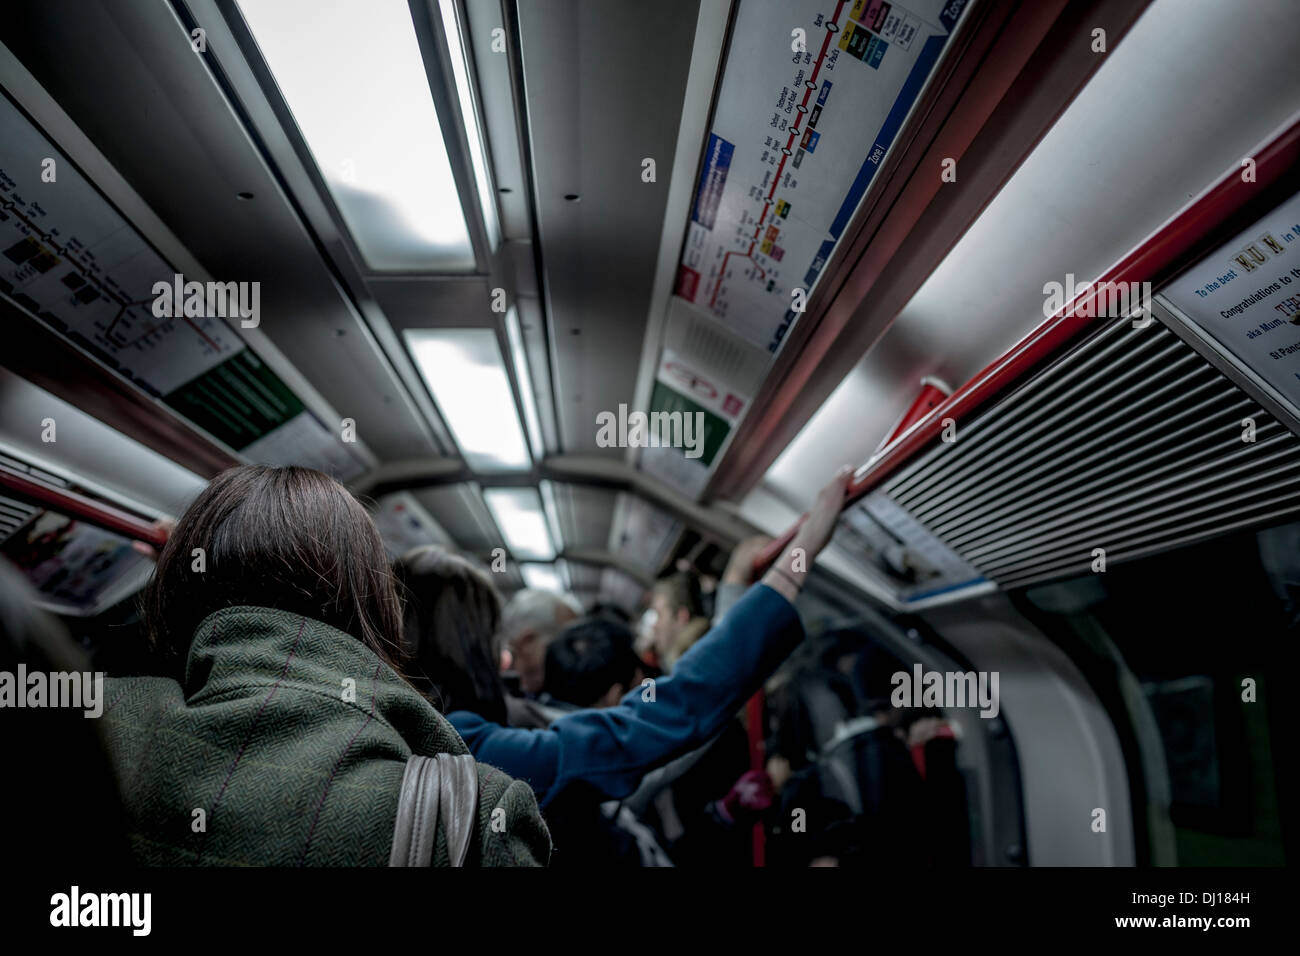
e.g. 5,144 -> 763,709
708,0 -> 845,310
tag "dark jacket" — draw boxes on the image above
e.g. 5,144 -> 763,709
101,607 -> 550,866
449,583 -> 803,807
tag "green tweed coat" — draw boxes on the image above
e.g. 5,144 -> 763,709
100,607 -> 550,866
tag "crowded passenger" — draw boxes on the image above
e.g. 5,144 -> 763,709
542,616 -> 645,710
535,612 -> 755,865
100,465 -> 550,866
396,466 -> 852,820
500,588 -> 581,696
762,630 -> 968,867
645,571 -> 709,673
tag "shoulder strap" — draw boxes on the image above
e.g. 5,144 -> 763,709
389,754 -> 480,867
437,753 -> 480,865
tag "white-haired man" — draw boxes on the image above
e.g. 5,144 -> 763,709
501,588 -> 583,698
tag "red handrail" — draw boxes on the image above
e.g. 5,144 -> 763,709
882,378 -> 952,449
754,113 -> 1300,575
745,691 -> 766,867
0,468 -> 170,548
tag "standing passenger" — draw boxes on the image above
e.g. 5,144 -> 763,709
646,572 -> 709,673
102,465 -> 549,866
500,589 -> 581,696
397,467 -> 854,810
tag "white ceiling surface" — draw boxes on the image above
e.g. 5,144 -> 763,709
752,0 -> 1300,528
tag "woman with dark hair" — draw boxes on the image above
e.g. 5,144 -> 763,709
103,465 -> 549,867
393,546 -> 508,726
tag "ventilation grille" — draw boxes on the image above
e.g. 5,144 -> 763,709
883,317 -> 1300,590
663,296 -> 771,398
0,493 -> 39,545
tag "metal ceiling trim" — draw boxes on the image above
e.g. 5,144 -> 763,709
353,452 -> 759,550
626,0 -> 735,465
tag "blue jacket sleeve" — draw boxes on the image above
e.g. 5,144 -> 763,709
448,582 -> 803,807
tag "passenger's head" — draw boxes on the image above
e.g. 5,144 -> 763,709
588,601 -> 632,625
648,571 -> 704,661
500,588 -> 582,695
393,545 -> 507,724
143,465 -> 403,675
543,616 -> 643,709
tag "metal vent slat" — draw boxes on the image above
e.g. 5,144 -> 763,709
908,357 -> 1224,526
972,457 -> 1300,568
893,322 -> 1198,511
978,481 -> 1300,579
888,317 -> 1150,498
942,407 -> 1276,547
908,368 -> 1230,526
903,337 -> 1191,506
874,316 -> 1300,589
0,493 -> 39,543
991,498 -> 1300,589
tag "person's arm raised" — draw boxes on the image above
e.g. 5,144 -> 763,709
760,465 -> 853,603
449,467 -> 856,806
712,533 -> 770,623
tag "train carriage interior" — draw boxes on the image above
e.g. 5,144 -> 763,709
0,0 -> 1296,879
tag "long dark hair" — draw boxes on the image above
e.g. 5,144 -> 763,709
143,465 -> 404,675
393,545 -> 507,724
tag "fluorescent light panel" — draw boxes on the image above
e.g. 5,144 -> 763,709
483,486 -> 555,561
406,328 -> 530,471
237,0 -> 474,271
538,479 -> 565,554
438,0 -> 500,250
520,562 -> 562,593
505,307 -> 545,460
